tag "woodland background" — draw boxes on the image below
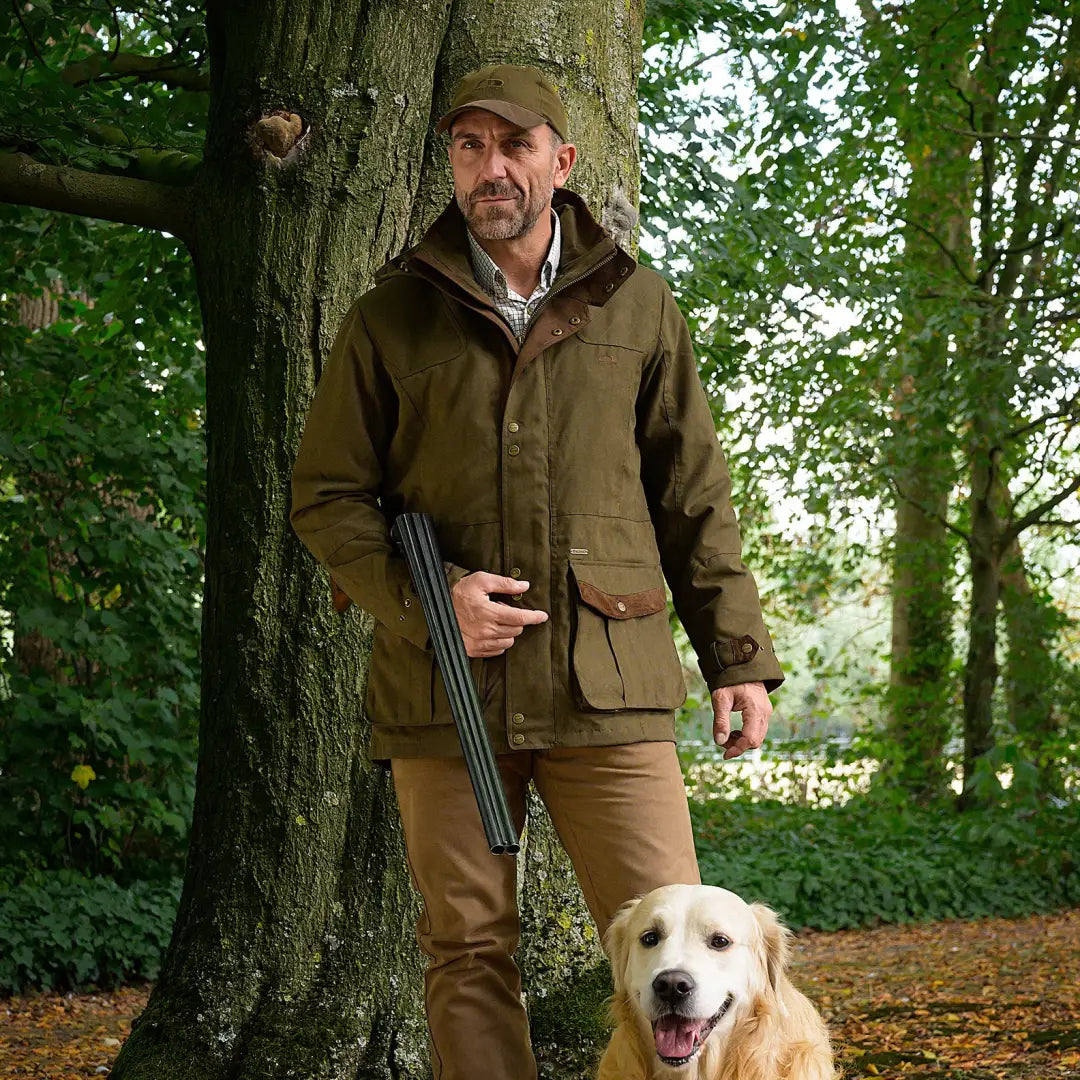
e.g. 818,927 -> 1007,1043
0,0 -> 1077,1060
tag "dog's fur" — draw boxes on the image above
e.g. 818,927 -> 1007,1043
597,885 -> 835,1080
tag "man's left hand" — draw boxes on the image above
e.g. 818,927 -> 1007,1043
711,682 -> 771,760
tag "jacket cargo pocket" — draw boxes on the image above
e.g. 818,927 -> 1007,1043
365,621 -> 435,725
366,621 -> 487,727
569,560 -> 687,711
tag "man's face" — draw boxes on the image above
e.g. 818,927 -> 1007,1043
447,110 -> 574,241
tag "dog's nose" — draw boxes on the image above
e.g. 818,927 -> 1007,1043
652,969 -> 695,1002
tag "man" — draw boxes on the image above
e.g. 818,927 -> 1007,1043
290,64 -> 783,1080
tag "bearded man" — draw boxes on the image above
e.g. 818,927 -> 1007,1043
289,63 -> 784,1080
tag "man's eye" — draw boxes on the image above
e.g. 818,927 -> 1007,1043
640,930 -> 660,948
709,934 -> 731,951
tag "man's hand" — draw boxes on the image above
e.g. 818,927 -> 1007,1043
451,572 -> 549,657
711,682 -> 772,760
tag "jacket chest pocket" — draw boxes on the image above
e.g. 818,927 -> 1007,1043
568,561 -> 687,711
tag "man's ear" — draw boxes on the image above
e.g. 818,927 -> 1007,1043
750,903 -> 791,995
602,896 -> 641,994
552,142 -> 576,189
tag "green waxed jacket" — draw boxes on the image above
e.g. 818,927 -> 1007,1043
289,188 -> 784,760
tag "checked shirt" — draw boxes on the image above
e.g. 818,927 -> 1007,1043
465,209 -> 562,343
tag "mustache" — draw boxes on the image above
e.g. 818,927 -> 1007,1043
469,181 -> 522,204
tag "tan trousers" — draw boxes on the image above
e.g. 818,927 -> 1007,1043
391,741 -> 700,1080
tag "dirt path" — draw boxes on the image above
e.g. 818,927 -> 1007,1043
1,910 -> 1077,1078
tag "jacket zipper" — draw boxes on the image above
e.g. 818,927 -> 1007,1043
524,250 -> 617,336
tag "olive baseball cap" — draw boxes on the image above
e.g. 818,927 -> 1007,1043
435,63 -> 568,140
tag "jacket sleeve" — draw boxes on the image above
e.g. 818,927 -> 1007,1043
289,299 -> 470,647
636,280 -> 785,693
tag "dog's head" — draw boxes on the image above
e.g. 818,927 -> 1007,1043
603,884 -> 791,1070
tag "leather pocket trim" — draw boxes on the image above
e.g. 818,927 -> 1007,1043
574,578 -> 666,620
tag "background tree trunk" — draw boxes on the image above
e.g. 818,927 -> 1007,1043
885,115 -> 971,803
112,2 -> 644,1078
1000,536 -> 1065,798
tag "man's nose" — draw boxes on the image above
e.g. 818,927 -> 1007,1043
476,145 -> 510,181
652,970 -> 696,1004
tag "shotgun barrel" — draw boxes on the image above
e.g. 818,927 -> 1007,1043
390,512 -> 520,855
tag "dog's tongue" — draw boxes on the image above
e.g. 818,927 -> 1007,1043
654,1015 -> 701,1059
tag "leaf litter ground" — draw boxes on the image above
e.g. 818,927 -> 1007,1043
0,910 -> 1076,1078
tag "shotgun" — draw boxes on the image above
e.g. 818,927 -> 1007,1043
389,512 -> 520,856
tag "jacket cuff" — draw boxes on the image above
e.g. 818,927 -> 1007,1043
701,635 -> 785,694
444,562 -> 472,593
330,561 -> 472,652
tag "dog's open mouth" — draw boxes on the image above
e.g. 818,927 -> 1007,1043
652,993 -> 735,1066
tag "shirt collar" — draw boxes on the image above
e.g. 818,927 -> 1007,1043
466,207 -> 562,301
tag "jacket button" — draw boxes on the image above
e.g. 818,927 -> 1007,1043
569,315 -> 581,325
742,641 -> 755,653
513,733 -> 525,745
509,567 -> 521,578
512,712 -> 524,724
616,601 -> 627,612
551,327 -> 563,336
507,421 -> 520,432
604,283 -> 614,292
507,444 -> 520,456
403,598 -> 411,607
619,266 -> 629,276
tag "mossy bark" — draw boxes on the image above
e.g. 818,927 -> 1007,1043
111,2 -> 644,1078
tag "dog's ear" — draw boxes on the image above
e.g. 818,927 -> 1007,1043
602,896 -> 642,993
750,903 -> 792,995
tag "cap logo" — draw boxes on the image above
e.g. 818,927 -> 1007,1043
475,78 -> 504,90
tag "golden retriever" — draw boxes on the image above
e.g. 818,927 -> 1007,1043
598,884 -> 835,1080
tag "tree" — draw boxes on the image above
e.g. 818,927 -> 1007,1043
636,0 -> 1080,805
1,2 -> 644,1075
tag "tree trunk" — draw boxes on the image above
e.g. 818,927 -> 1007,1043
999,511 -> 1064,798
884,74 -> 972,802
112,2 -> 644,1078
958,439 -> 1002,811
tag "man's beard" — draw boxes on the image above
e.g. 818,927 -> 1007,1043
459,178 -> 551,240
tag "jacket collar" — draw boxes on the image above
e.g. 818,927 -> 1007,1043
399,188 -> 635,309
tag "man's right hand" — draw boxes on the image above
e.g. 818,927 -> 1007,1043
451,572 -> 549,657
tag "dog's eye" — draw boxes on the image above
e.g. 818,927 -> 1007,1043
640,930 -> 660,948
709,934 -> 731,951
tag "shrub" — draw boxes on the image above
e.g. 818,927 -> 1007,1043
0,867 -> 181,992
693,798 -> 1080,931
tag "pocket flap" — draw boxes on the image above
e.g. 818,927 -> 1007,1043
570,561 -> 667,620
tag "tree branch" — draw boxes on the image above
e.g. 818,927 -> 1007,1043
891,474 -> 972,546
936,122 -> 1080,148
1005,473 -> 1080,544
1004,390 -> 1080,440
894,214 -> 977,285
0,153 -> 193,243
62,52 -> 210,92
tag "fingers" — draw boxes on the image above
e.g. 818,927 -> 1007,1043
489,605 -> 549,627
712,682 -> 771,760
468,571 -> 531,596
465,636 -> 518,657
454,571 -> 548,654
711,686 -> 733,747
